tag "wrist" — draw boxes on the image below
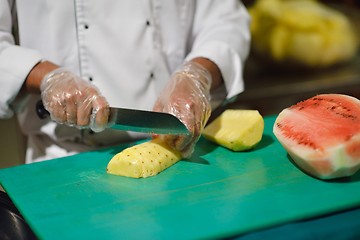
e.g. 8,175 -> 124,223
40,67 -> 73,92
178,61 -> 212,93
24,61 -> 59,94
190,57 -> 223,90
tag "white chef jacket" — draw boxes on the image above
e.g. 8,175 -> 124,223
0,0 -> 250,163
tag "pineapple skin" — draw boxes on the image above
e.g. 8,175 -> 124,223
107,138 -> 181,178
203,110 -> 264,151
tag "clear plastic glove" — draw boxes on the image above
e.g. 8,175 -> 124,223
153,61 -> 212,158
40,68 -> 110,132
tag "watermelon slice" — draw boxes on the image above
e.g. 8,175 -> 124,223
273,94 -> 360,179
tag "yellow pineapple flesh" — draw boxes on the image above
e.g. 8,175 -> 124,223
107,138 -> 181,178
249,0 -> 358,67
202,110 -> 264,151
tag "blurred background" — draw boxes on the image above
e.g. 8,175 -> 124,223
1,0 -> 360,168
215,0 -> 360,116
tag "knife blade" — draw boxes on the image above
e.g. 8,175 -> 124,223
36,101 -> 189,135
108,107 -> 189,135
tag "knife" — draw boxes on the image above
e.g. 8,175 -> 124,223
36,101 -> 189,135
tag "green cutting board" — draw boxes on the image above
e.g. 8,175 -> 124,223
1,116 -> 360,239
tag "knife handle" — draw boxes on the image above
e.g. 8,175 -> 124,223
36,100 -> 50,119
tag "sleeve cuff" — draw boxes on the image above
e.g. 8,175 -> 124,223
0,45 -> 43,118
185,41 -> 245,99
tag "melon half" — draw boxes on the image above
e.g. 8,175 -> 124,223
273,94 -> 360,179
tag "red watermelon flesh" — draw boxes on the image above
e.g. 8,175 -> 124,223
273,94 -> 360,179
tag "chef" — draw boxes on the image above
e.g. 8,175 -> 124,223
0,0 -> 250,163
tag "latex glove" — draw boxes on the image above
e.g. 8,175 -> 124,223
40,68 -> 110,132
153,61 -> 212,158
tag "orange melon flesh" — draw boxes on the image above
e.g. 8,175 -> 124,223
273,94 -> 360,179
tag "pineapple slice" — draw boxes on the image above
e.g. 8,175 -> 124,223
203,110 -> 264,151
107,138 -> 181,178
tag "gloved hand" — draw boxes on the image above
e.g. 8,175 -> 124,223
153,61 -> 212,158
40,68 -> 110,132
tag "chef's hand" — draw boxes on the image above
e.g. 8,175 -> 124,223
153,61 -> 212,158
40,68 -> 110,132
